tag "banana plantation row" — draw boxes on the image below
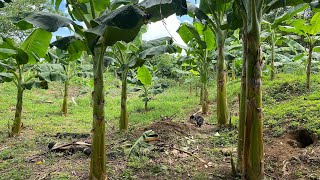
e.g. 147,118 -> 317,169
0,0 -> 319,179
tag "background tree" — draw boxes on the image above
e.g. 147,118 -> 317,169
49,36 -> 91,116
262,4 -> 309,80
107,36 -> 175,131
187,0 -> 232,125
177,22 -> 215,114
229,0 -> 312,178
279,12 -> 320,89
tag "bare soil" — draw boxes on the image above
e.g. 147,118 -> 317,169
17,114 -> 320,180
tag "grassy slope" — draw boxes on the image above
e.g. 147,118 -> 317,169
263,74 -> 320,136
0,72 -> 319,179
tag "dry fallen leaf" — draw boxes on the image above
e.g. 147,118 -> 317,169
171,149 -> 179,156
179,153 -> 189,158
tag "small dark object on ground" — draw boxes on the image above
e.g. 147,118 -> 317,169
189,115 -> 204,127
2,155 -> 13,161
83,148 -> 91,156
48,142 -> 56,150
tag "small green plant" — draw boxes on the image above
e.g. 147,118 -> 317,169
135,65 -> 168,111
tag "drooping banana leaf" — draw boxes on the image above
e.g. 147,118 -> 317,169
139,45 -> 176,59
139,0 -> 187,22
0,48 -> 17,59
0,72 -> 14,83
35,63 -> 66,82
14,12 -> 73,32
85,5 -> 147,49
140,37 -> 172,50
0,38 -> 28,65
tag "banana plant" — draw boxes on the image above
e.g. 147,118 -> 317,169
0,29 -> 65,136
187,1 -> 232,125
262,35 -> 307,73
226,0 -> 311,177
279,12 -> 320,89
15,0 -> 187,178
50,36 -> 90,116
177,22 -> 215,114
107,36 -> 175,131
262,4 -> 309,80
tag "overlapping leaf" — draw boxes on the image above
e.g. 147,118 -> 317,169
22,29 -> 52,64
137,65 -> 152,86
177,23 -> 206,49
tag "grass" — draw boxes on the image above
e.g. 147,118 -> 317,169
0,71 -> 320,179
0,73 -> 201,134
263,74 -> 320,136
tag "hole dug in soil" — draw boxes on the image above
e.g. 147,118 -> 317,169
290,129 -> 315,148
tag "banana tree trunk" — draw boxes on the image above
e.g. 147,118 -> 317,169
270,33 -> 275,80
237,29 -> 247,173
119,69 -> 128,131
11,86 -> 24,135
144,86 -> 149,111
144,101 -> 148,111
61,79 -> 69,116
200,57 -> 209,114
200,84 -> 203,104
232,60 -> 236,81
216,30 -> 228,125
201,82 -> 209,114
243,17 -> 264,179
306,42 -> 312,90
90,46 -> 107,180
195,82 -> 198,96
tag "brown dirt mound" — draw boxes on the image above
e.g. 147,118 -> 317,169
138,120 -> 219,141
